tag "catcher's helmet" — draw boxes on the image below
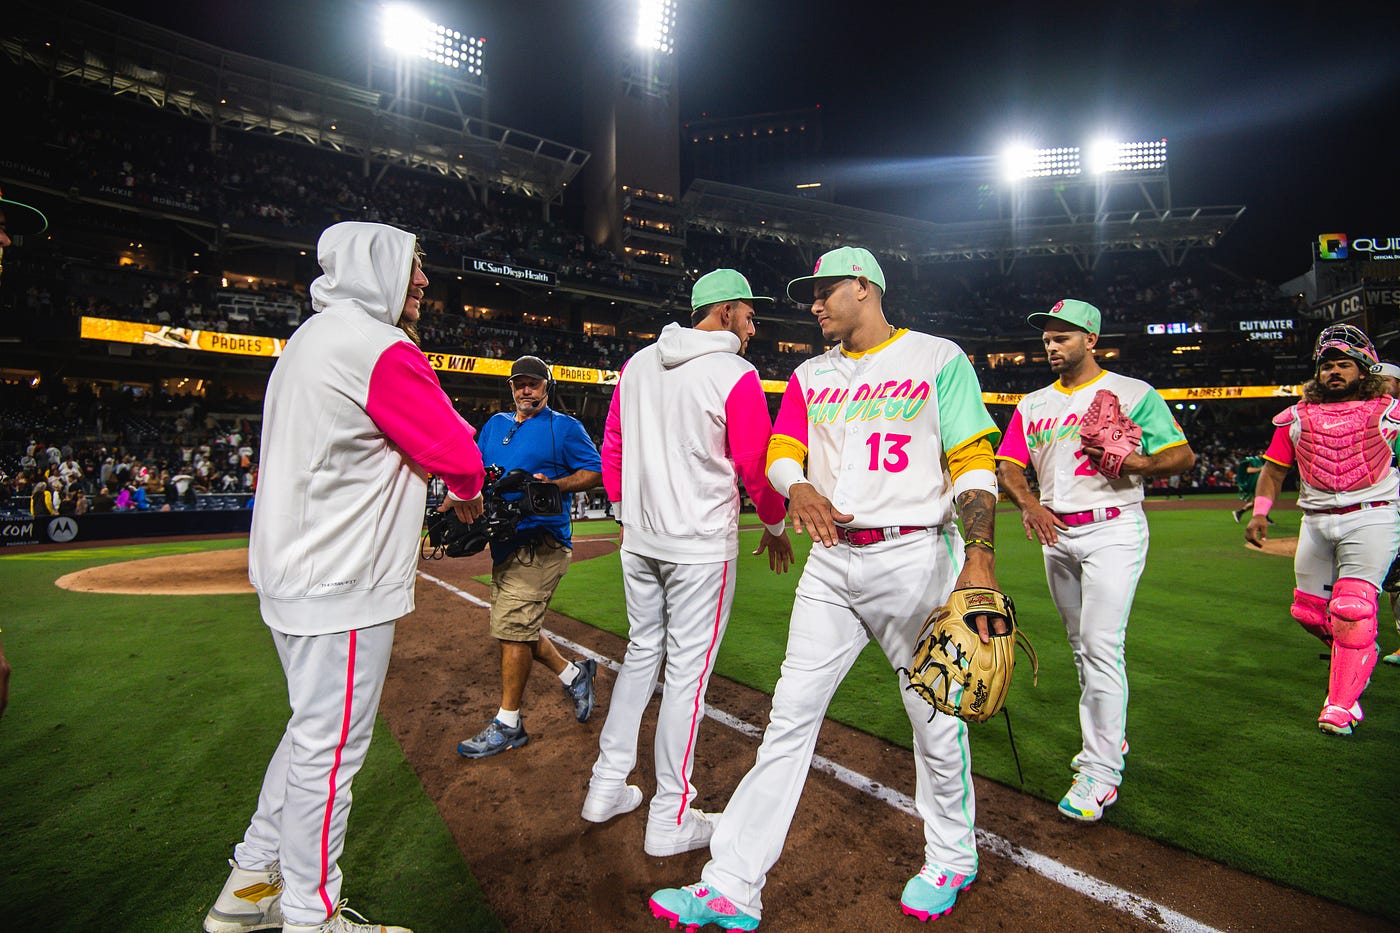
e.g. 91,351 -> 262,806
1314,323 -> 1378,370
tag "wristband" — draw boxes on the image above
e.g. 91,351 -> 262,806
1252,496 -> 1273,518
964,538 -> 995,553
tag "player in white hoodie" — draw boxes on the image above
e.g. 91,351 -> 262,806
204,222 -> 486,933
583,269 -> 791,858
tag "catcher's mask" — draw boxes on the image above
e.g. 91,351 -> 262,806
1314,324 -> 1377,371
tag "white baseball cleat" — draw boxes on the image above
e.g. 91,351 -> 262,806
203,859 -> 283,933
581,782 -> 644,823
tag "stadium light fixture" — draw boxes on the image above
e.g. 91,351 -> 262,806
381,3 -> 485,76
996,143 -> 1080,182
636,0 -> 678,54
1087,138 -> 1168,174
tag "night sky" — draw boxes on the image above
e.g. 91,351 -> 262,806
97,1 -> 1400,282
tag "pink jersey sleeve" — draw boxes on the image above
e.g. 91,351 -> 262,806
770,373 -> 808,448
367,341 -> 486,500
725,370 -> 786,526
995,407 -> 1030,466
1263,423 -> 1295,467
601,363 -> 627,502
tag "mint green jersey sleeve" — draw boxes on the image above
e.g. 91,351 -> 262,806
1127,390 -> 1188,455
935,351 -> 1000,450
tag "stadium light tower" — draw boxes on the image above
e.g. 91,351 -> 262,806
635,0 -> 678,54
621,0 -> 678,99
372,3 -> 488,130
380,3 -> 485,78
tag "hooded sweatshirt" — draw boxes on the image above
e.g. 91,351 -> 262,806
603,322 -> 785,563
248,222 -> 485,635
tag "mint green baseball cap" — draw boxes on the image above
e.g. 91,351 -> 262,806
786,246 -> 886,304
1028,298 -> 1101,335
691,268 -> 772,311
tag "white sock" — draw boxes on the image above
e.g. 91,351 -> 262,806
559,662 -> 580,685
496,707 -> 521,728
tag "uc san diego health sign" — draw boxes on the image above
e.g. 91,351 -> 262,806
461,257 -> 556,287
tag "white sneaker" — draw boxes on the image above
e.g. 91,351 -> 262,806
1057,773 -> 1118,822
203,859 -> 283,933
581,783 -> 644,823
645,809 -> 718,857
283,901 -> 411,933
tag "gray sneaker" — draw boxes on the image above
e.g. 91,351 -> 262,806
457,718 -> 529,759
566,659 -> 597,722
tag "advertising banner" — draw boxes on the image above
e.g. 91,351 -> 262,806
461,257 -> 557,287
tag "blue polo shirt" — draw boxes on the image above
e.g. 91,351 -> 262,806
476,407 -> 601,559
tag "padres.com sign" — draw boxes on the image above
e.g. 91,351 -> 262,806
1,516 -> 79,546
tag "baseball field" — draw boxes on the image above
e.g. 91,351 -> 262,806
1,498 -> 1397,931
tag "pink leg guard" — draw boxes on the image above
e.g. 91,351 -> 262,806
1327,578 -> 1379,709
1290,590 -> 1332,644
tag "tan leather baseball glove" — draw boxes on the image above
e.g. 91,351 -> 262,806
904,587 -> 1037,723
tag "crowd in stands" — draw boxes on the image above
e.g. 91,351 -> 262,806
0,383 -> 262,518
7,59 -> 1307,354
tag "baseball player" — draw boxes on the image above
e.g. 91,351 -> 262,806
1247,326 -> 1400,734
1370,360 -> 1400,667
584,269 -> 792,857
204,222 -> 486,933
996,299 -> 1194,822
651,246 -> 1005,930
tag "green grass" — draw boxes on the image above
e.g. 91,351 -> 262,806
548,507 -> 1400,922
0,540 -> 501,933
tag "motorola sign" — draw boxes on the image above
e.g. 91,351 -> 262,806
47,516 -> 79,543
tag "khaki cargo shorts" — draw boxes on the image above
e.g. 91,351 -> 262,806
489,541 -> 572,641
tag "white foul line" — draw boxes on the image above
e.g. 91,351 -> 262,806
419,570 -> 1223,933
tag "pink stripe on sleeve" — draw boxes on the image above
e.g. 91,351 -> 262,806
1263,422 -> 1295,467
367,341 -> 485,501
770,373 -> 808,450
995,407 -> 1031,465
601,362 -> 626,503
724,370 -> 786,526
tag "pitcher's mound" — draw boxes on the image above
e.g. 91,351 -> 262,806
1251,537 -> 1297,557
56,548 -> 253,595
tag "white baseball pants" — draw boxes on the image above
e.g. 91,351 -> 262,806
589,552 -> 735,829
232,621 -> 396,925
1042,504 -> 1148,789
1294,505 -> 1399,596
701,527 -> 973,920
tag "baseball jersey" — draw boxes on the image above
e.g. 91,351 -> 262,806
769,329 -> 998,529
996,370 -> 1187,512
1263,400 -> 1400,511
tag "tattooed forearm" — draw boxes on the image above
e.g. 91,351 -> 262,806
955,489 -> 996,545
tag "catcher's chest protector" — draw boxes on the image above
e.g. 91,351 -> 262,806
1295,399 -> 1393,491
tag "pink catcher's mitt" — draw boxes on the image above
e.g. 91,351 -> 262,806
1079,388 -> 1141,479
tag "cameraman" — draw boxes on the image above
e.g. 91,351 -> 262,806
457,355 -> 603,759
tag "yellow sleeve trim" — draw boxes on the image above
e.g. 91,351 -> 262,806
766,434 -> 808,474
946,436 -> 996,480
1262,454 -> 1291,469
995,453 -> 1029,467
1143,437 -> 1191,457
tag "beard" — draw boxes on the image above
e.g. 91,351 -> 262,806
1320,377 -> 1359,401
